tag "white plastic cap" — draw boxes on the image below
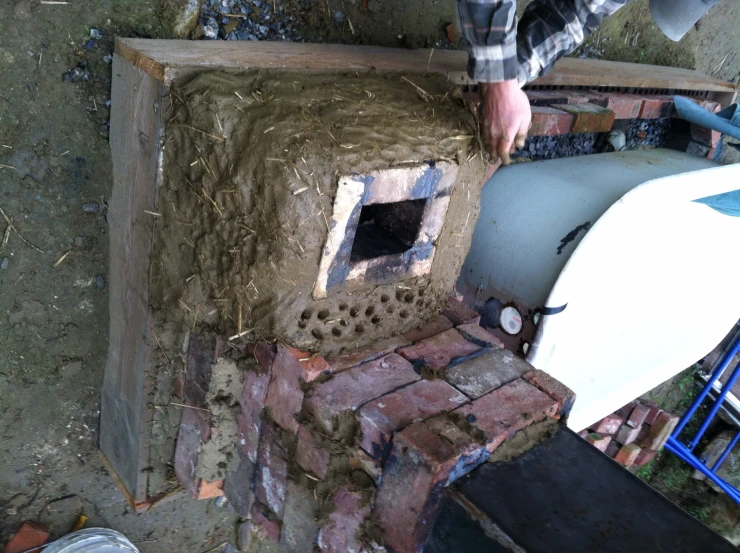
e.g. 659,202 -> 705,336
500,306 -> 523,335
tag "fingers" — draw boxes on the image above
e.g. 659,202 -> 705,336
497,132 -> 514,166
515,117 -> 530,150
514,133 -> 527,150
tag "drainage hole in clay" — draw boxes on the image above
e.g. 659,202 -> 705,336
356,324 -> 365,334
387,305 -> 397,314
339,302 -> 348,311
332,328 -> 342,337
396,290 -> 405,301
365,306 -> 375,317
312,329 -> 323,340
404,292 -> 414,303
350,307 -> 360,317
301,309 -> 313,321
298,321 -> 307,329
380,294 -> 390,303
418,288 -> 426,297
371,316 -> 381,325
416,299 -> 424,307
318,309 -> 330,320
400,310 -> 409,319
340,319 -> 348,327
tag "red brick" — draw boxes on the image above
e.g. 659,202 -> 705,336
692,97 -> 721,113
526,90 -> 570,106
454,379 -> 559,452
239,367 -> 271,463
397,328 -> 481,372
349,449 -> 383,484
605,440 -> 621,458
615,443 -> 641,468
456,323 -> 506,349
403,314 -> 454,343
557,103 -> 615,134
585,91 -> 644,120
197,479 -> 224,499
327,335 -> 411,372
644,403 -> 662,426
529,106 -> 574,136
636,424 -> 650,444
306,353 -> 419,434
296,425 -> 330,480
250,502 -> 282,543
634,448 -> 657,467
254,422 -> 289,517
586,432 -> 612,453
707,146 -> 719,160
375,415 -> 489,553
446,348 -> 529,399
591,413 -> 624,435
264,344 -> 305,434
578,429 -> 589,439
614,401 -> 636,419
174,406 -> 211,498
282,347 -> 332,382
690,124 -> 721,148
358,379 -> 468,460
615,424 -> 641,445
445,22 -> 456,43
443,297 -> 481,326
248,343 -> 277,371
522,369 -> 576,418
317,487 -> 370,553
639,95 -> 674,118
627,404 -> 650,428
3,522 -> 49,553
641,411 -> 679,450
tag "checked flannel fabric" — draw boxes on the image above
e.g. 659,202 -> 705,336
457,0 -> 631,84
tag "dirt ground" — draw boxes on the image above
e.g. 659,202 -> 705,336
0,0 -> 739,550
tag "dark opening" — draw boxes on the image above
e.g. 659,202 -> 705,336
350,199 -> 426,262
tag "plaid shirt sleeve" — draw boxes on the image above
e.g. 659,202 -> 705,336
458,0 -> 630,84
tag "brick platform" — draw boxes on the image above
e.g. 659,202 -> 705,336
173,297 -> 574,553
579,399 -> 678,470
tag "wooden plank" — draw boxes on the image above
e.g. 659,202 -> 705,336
115,38 -> 736,94
100,53 -> 163,502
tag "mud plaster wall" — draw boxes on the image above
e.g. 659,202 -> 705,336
152,69 -> 485,356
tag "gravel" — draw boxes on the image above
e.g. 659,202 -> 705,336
81,202 -> 100,214
198,0 -> 306,42
514,133 -> 597,161
1,257 -> 8,270
626,118 -> 672,149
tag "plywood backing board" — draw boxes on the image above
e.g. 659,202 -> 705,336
115,38 -> 737,98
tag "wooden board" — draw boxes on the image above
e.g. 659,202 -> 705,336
100,53 -> 163,502
115,38 -> 737,96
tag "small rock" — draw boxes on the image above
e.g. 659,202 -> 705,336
103,54 -> 112,64
334,10 -> 344,23
1,257 -> 9,270
62,66 -> 87,83
95,274 -> 105,290
81,202 -> 100,213
203,24 -> 218,39
90,28 -> 103,39
60,360 -> 83,379
84,39 -> 96,50
74,236 -> 85,247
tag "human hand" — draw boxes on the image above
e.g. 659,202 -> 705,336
480,80 -> 531,165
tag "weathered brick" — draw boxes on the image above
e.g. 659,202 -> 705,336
358,379 -> 468,460
296,425 -> 330,480
397,328 -> 481,372
586,91 -> 644,120
250,502 -> 282,543
454,379 -> 559,452
639,95 -> 674,118
526,90 -> 570,106
446,348 -> 529,399
254,422 -> 289,518
239,367 -> 271,463
264,344 -> 305,434
280,482 -> 320,553
690,124 -> 721,148
305,353 -> 419,434
174,407 -> 211,498
283,346 -> 332,382
634,448 -> 657,467
614,402 -> 636,419
529,106 -> 574,136
248,343 -> 277,372
403,314 -> 454,343
644,403 -> 662,426
238,519 -> 252,551
615,443 -> 641,468
3,522 -> 49,553
615,424 -> 641,446
585,432 -> 612,453
349,449 -> 383,484
223,449 -> 255,517
522,369 -> 576,418
557,103 -> 615,134
591,413 -> 624,436
375,415 -> 489,553
687,141 -> 710,157
627,403 -> 650,428
443,297 -> 481,326
327,336 -> 411,372
605,440 -> 621,458
456,323 -> 506,349
641,411 -> 679,450
317,487 -> 370,553
196,479 -> 224,499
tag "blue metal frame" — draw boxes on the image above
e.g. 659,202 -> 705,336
665,331 -> 740,504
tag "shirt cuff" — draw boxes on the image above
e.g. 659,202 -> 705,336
467,39 -> 519,83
